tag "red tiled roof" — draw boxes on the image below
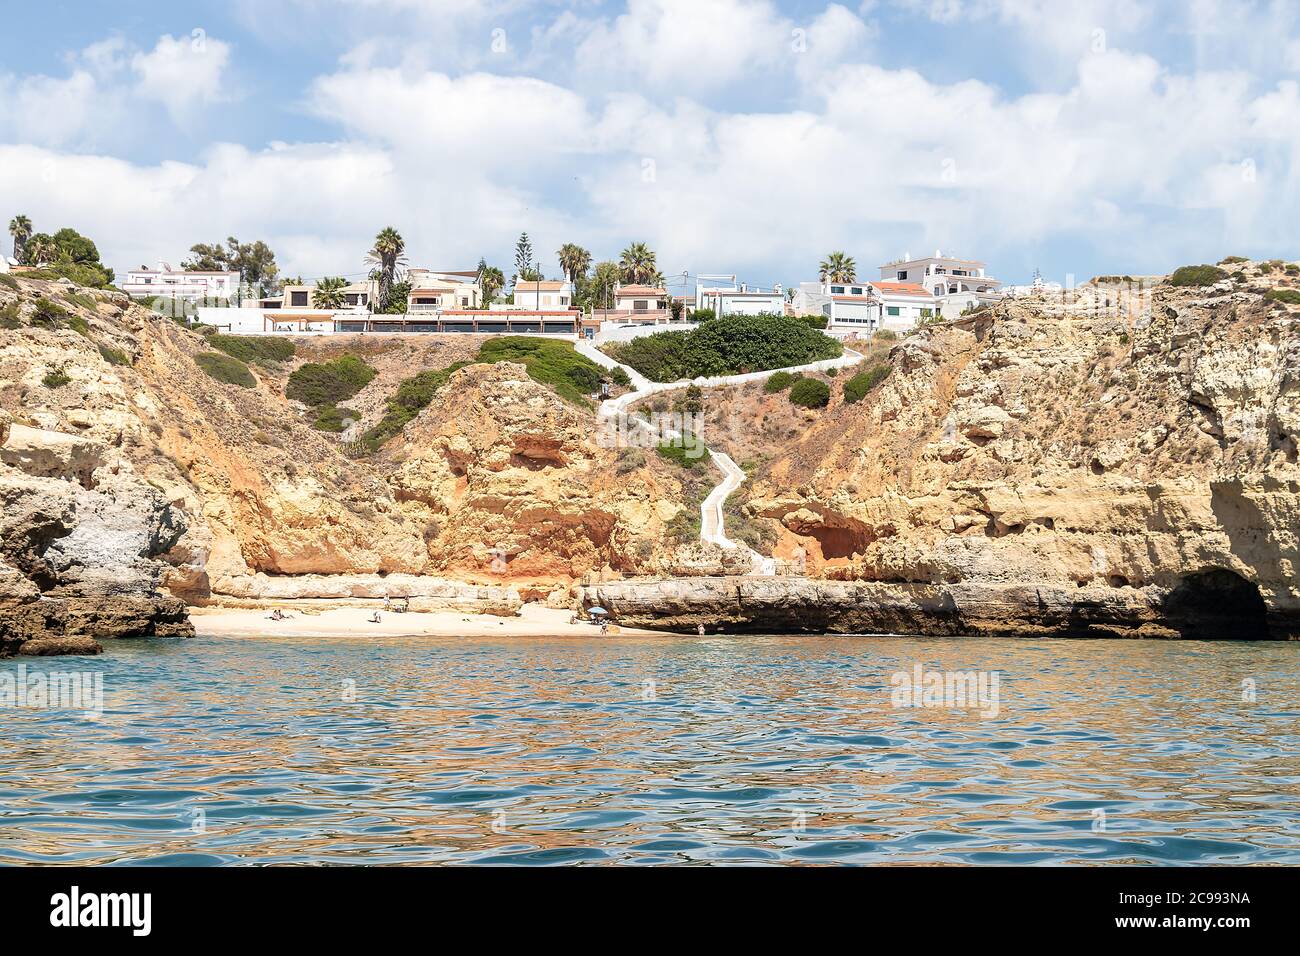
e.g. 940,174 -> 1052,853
872,281 -> 932,297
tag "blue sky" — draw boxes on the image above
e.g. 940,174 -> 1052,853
2,0 -> 1298,289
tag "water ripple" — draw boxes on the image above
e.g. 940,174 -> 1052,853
0,633 -> 1296,864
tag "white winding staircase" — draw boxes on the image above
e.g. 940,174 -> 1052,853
576,339 -> 863,576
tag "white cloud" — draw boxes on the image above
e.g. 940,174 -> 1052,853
131,33 -> 233,119
576,0 -> 795,90
3,5 -> 1299,286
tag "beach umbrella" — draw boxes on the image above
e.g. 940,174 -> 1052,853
587,607 -> 608,616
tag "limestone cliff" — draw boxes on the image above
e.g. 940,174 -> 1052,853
603,263 -> 1298,638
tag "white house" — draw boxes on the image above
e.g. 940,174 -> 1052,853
792,278 -> 937,333
880,250 -> 1003,319
696,279 -> 785,317
121,262 -> 240,302
0,255 -> 12,274
407,269 -> 482,311
511,279 -> 574,310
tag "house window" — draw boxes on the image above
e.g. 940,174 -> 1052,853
290,291 -> 308,307
851,287 -> 863,295
897,271 -> 907,280
887,306 -> 900,316
634,299 -> 648,310
831,286 -> 844,294
460,297 -> 469,307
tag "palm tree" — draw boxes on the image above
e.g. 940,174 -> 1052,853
618,242 -> 657,285
8,215 -> 32,262
312,276 -> 348,310
23,234 -> 57,267
588,261 -> 621,310
477,259 -> 505,307
557,243 -> 592,285
819,251 -> 856,283
364,227 -> 407,312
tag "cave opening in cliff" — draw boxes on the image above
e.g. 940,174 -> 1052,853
1163,568 -> 1271,640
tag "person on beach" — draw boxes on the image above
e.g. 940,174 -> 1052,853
369,611 -> 382,623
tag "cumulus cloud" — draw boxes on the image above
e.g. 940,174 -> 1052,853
2,3 -> 1298,286
131,33 -> 233,119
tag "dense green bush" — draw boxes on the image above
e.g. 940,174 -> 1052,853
195,351 -> 256,388
286,354 -> 376,407
609,366 -> 632,387
312,404 -> 358,433
477,336 -> 608,406
796,314 -> 828,330
605,315 -> 842,382
360,362 -> 471,451
763,370 -> 802,392
1264,288 -> 1300,305
789,378 -> 831,408
690,308 -> 716,322
1168,265 -> 1227,287
209,334 -> 296,365
843,364 -> 890,403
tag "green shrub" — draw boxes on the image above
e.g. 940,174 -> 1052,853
67,315 -> 91,337
763,370 -> 802,392
843,364 -> 890,403
0,274 -> 18,290
1168,265 -> 1227,287
1219,256 -> 1248,264
797,314 -> 828,330
609,366 -> 632,387
42,366 -> 71,389
98,344 -> 130,366
476,336 -> 606,406
31,298 -> 68,325
312,404 -> 358,432
0,302 -> 20,329
789,378 -> 831,408
656,436 -> 708,468
690,308 -> 716,322
64,292 -> 98,312
874,329 -> 898,342
1264,288 -> 1300,305
605,314 -> 842,382
360,361 -> 471,451
209,334 -> 296,365
195,351 -> 256,388
286,354 -> 376,407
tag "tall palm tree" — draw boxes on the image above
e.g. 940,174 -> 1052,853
556,243 -> 592,285
364,227 -> 407,312
312,276 -> 348,310
8,215 -> 32,262
618,242 -> 657,285
819,251 -> 856,283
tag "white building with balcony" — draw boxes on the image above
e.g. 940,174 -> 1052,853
121,262 -> 240,302
881,251 -> 1003,318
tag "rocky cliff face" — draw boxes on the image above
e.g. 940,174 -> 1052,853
662,265 -> 1299,638
4,261 -> 1298,646
0,276 -> 699,650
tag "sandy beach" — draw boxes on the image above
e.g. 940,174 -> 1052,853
189,602 -> 669,639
